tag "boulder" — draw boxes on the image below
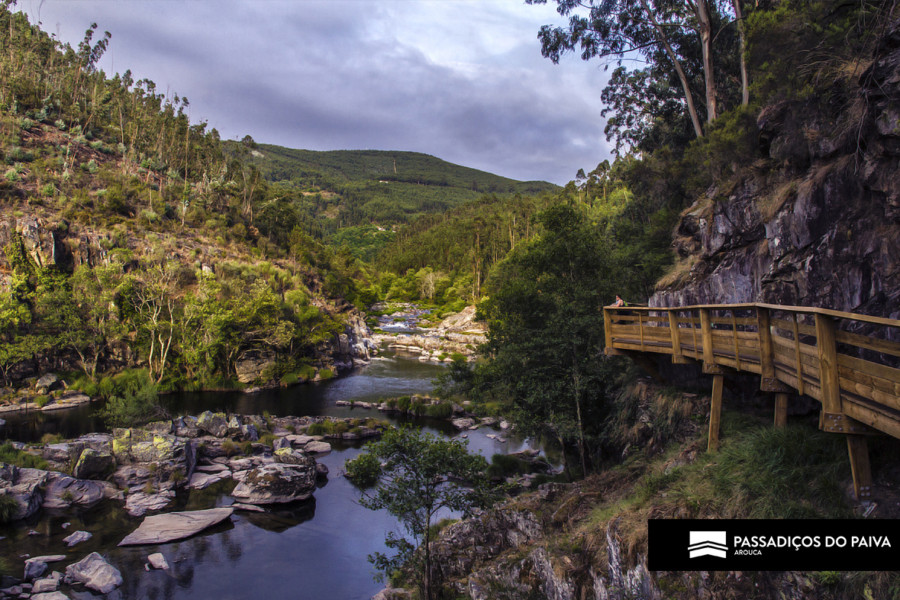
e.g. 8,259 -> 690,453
111,428 -> 195,485
147,553 -> 169,570
75,433 -> 112,453
451,418 -> 476,431
119,507 -> 234,546
234,349 -> 276,384
43,474 -> 105,509
273,447 -> 313,466
31,592 -> 68,600
227,415 -> 242,437
304,441 -> 332,455
145,420 -> 173,435
36,373 -> 60,391
272,436 -> 291,450
0,465 -> 48,520
65,552 -> 123,594
63,530 -> 92,547
196,412 -> 229,438
240,423 -> 259,442
173,415 -> 199,437
42,442 -> 83,464
72,448 -> 114,480
31,577 -> 59,593
231,462 -> 316,504
125,490 -> 175,517
188,471 -> 230,490
316,463 -> 329,478
24,558 -> 49,581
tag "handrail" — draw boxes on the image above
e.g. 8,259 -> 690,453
603,302 -> 900,500
607,302 -> 900,329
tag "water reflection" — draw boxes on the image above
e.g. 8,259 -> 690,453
0,355 -> 554,599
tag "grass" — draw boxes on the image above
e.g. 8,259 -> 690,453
0,494 -> 19,524
0,442 -> 49,470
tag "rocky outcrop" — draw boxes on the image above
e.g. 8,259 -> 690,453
231,461 -> 317,504
373,305 -> 486,363
652,24 -> 900,321
0,464 -> 48,520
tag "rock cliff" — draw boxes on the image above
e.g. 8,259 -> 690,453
651,23 -> 900,320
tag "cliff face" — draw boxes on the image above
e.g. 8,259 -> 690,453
651,24 -> 900,319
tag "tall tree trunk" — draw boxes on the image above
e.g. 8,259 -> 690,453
640,0 -> 705,137
691,0 -> 717,122
732,0 -> 750,106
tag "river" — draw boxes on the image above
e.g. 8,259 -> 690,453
0,351 -> 542,599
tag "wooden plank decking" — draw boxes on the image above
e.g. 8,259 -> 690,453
603,303 -> 900,499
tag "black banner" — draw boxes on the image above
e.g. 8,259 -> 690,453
648,519 -> 900,571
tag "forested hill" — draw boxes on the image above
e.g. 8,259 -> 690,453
231,142 -> 558,226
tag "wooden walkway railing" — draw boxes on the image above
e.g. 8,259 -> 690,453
603,303 -> 900,499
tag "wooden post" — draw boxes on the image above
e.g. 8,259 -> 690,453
757,307 -> 777,389
603,308 -> 613,349
815,313 -> 842,414
709,373 -> 724,451
774,393 -> 789,427
847,436 -> 873,500
668,310 -> 688,363
700,308 -> 721,374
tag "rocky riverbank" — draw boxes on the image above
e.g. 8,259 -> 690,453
372,305 -> 486,363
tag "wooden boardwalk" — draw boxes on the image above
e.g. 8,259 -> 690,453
603,303 -> 900,499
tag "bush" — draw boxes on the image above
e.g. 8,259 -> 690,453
486,453 -> 529,479
34,395 -> 51,408
424,402 -> 453,419
96,371 -> 166,428
344,452 -> 381,487
222,440 -> 237,456
0,494 -> 18,524
0,443 -> 49,470
318,368 -> 334,380
259,433 -> 277,447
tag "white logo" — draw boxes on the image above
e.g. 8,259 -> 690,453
689,531 -> 728,558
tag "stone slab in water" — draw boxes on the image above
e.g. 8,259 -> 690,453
119,507 -> 234,546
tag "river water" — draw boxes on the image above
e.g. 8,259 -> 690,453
0,351 -> 538,599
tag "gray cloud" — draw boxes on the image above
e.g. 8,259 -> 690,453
24,0 -> 612,184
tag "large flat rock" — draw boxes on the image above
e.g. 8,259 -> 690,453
118,507 -> 234,546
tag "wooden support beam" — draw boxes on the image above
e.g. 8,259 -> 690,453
700,308 -> 716,368
815,314 -> 842,414
847,435 -> 873,500
709,373 -> 724,452
668,311 -> 683,362
774,393 -> 789,427
603,308 -> 613,349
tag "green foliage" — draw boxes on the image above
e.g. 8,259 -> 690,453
478,203 -> 618,475
258,433 -> 277,447
423,402 -> 453,419
96,370 -> 166,428
350,426 -> 497,596
0,442 -> 49,470
344,451 -> 381,487
0,494 -> 18,524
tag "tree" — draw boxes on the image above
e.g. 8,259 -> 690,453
480,203 -> 618,476
345,426 -> 496,600
528,0 -> 745,147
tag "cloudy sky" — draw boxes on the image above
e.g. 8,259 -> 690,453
21,0 -> 613,185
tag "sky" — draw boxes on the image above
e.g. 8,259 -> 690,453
20,0 -> 613,185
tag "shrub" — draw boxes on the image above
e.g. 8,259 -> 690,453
424,402 -> 453,419
239,441 -> 253,455
259,433 -> 276,447
307,422 -> 329,436
344,452 -> 381,487
0,443 -> 49,470
170,469 -> 186,484
222,440 -> 237,457
0,494 -> 18,524
318,368 -> 334,381
40,433 -> 62,445
34,395 -> 51,408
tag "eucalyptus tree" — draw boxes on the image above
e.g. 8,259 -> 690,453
527,0 -> 746,146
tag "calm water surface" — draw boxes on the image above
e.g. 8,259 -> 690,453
0,352 -> 539,599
